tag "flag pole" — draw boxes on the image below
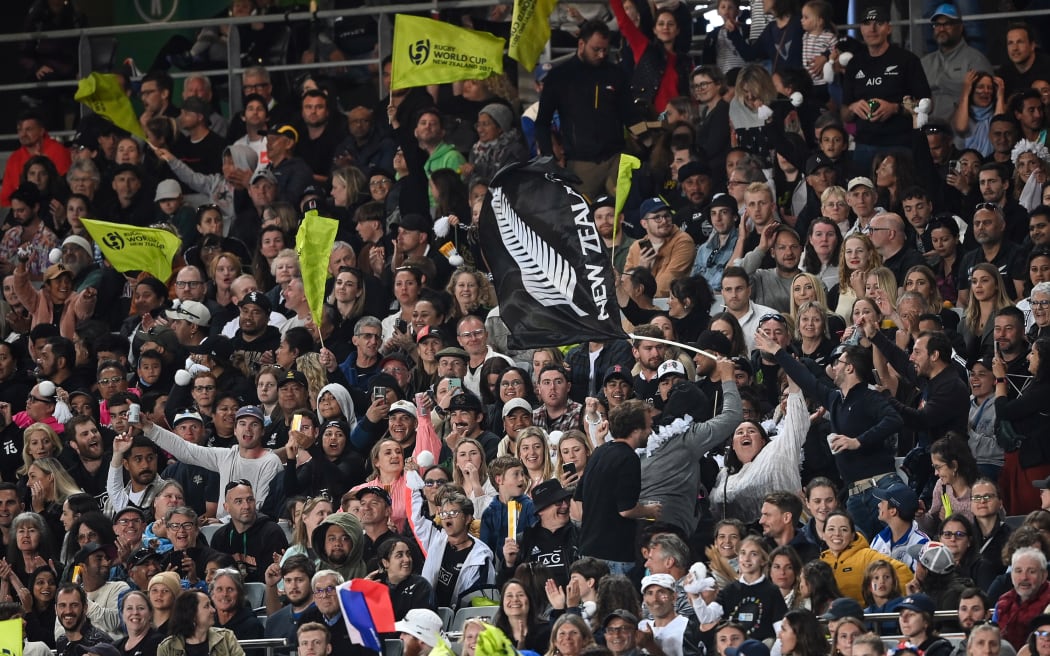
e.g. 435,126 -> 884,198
628,333 -> 719,361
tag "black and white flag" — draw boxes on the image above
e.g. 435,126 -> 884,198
479,158 -> 627,349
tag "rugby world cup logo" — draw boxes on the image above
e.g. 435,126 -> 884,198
102,232 -> 125,249
409,39 -> 430,65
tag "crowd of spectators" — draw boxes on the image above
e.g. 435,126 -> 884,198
11,0 -> 1050,655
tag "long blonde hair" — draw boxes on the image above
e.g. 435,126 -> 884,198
19,423 -> 62,476
292,495 -> 333,548
28,457 -> 83,503
516,428 -> 553,492
789,272 -> 830,321
452,438 -> 491,489
295,352 -> 326,405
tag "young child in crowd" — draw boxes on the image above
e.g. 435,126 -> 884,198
480,456 -> 536,561
800,0 -> 837,104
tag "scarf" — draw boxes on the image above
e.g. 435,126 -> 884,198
965,103 -> 994,156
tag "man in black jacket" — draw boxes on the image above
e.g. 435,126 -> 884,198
755,332 -> 903,539
502,479 -> 579,587
535,20 -> 636,199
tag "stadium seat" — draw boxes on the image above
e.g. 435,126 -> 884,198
451,606 -> 499,632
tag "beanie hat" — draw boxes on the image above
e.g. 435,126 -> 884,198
480,103 -> 514,134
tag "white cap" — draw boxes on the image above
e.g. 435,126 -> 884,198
847,176 -> 875,191
388,400 -> 417,418
173,409 -> 204,426
641,573 -> 677,593
502,397 -> 533,418
657,359 -> 686,380
155,179 -> 182,202
166,300 -> 212,327
394,608 -> 443,647
62,235 -> 93,256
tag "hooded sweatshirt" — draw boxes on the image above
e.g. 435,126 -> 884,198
317,383 -> 358,433
311,512 -> 367,580
166,144 -> 258,236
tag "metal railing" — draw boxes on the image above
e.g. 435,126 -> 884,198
49,637 -> 288,656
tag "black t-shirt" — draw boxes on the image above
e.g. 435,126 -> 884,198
842,44 -> 931,146
957,241 -> 1026,300
716,577 -> 787,641
231,325 -> 281,376
575,440 -> 641,562
434,541 -> 472,608
632,374 -> 659,405
172,131 -> 227,175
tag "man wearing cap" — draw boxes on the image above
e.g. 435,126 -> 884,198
161,409 -> 220,518
624,198 -> 695,298
1000,24 -> 1050,99
137,405 -> 282,519
674,162 -> 714,244
357,486 -> 422,571
497,398 -> 534,456
172,95 -> 225,175
0,183 -> 57,279
232,290 -> 282,375
124,546 -> 163,592
503,479 -> 579,586
841,5 -> 931,173
103,164 -> 154,227
58,234 -> 114,301
444,391 -> 501,461
166,299 -> 211,351
211,479 -> 289,583
639,573 -> 705,656
383,398 -> 420,455
920,4 -> 991,124
298,90 -> 347,184
691,194 -> 738,293
594,196 -> 635,273
264,370 -> 313,451
843,177 -> 880,236
265,123 -> 313,205
389,213 -> 454,289
397,608 -> 443,656
103,433 -> 165,520
74,541 -> 130,639
869,482 -> 929,569
601,365 -> 635,412
564,336 -> 635,405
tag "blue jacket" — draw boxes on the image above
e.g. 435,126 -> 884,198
481,494 -> 536,564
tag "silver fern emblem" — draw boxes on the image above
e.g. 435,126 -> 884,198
492,187 -> 586,317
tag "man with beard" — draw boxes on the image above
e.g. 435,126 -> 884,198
868,213 -> 927,287
103,434 -> 166,518
356,486 -> 422,571
265,124 -> 313,205
920,5 -> 991,124
674,162 -> 714,244
997,547 -> 1050,649
37,336 -> 91,391
593,196 -> 634,273
1,110 -> 70,207
630,325 -> 667,403
638,573 -> 706,656
209,480 -> 288,582
974,163 -> 1029,249
75,542 -> 129,640
502,479 -> 579,587
624,198 -> 695,298
124,547 -> 162,592
692,330 -> 733,413
692,194 -> 738,293
139,406 -> 283,517
171,97 -> 225,175
165,299 -> 210,352
297,90 -> 347,184
443,392 -> 500,462
232,291 -> 281,376
737,225 -> 803,313
0,183 -> 56,279
66,415 -> 109,502
332,105 -> 395,176
957,203 -> 1026,307
263,555 -> 316,654
55,583 -> 111,654
310,512 -> 367,580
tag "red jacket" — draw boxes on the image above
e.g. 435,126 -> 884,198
1,133 -> 72,206
996,580 -> 1050,649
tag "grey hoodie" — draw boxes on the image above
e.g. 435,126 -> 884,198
318,383 -> 357,432
166,144 -> 258,236
310,512 -> 367,580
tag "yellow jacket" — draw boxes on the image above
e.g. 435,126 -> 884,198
820,532 -> 913,604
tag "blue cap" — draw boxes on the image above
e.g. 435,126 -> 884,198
898,594 -> 937,615
872,482 -> 919,516
639,197 -> 671,218
930,3 -> 961,20
726,640 -> 770,656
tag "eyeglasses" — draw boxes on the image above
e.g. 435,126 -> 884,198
98,376 -> 123,385
356,332 -> 382,341
971,493 -> 998,502
314,585 -> 337,597
728,179 -> 747,187
194,385 -> 216,392
862,226 -> 892,234
174,281 -> 203,289
1033,300 -> 1050,308
26,396 -> 51,404
167,522 -> 196,531
243,82 -> 271,92
423,479 -> 448,488
438,509 -> 462,519
458,329 -> 485,339
500,379 -> 524,388
116,517 -> 143,526
941,530 -> 970,539
1035,631 -> 1050,639
369,180 -> 391,187
645,212 -> 673,222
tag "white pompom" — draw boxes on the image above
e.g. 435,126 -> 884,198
838,51 -> 853,67
789,92 -> 803,108
822,60 -> 835,85
757,105 -> 773,122
689,562 -> 708,580
433,216 -> 451,239
448,254 -> 464,266
48,248 -> 62,264
416,450 -> 435,468
917,98 -> 932,113
174,369 -> 193,386
581,601 -> 597,620
38,381 -> 56,397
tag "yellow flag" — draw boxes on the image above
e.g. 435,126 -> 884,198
508,0 -> 557,71
80,219 -> 182,282
0,618 -> 22,656
391,15 -> 505,90
614,154 -> 641,241
295,210 -> 339,328
74,73 -> 146,138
